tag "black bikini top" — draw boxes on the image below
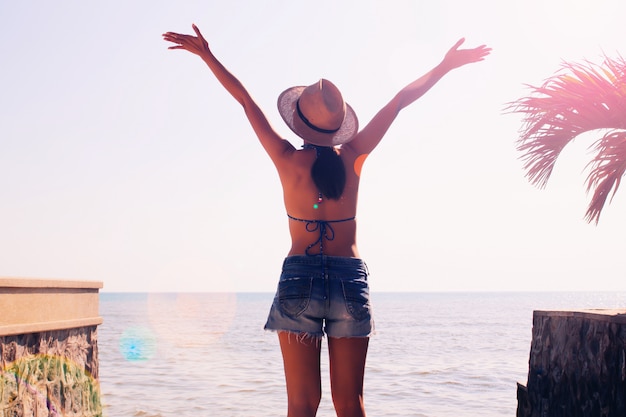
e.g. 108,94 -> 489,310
287,214 -> 356,256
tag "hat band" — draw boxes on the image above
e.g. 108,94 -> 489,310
296,99 -> 341,135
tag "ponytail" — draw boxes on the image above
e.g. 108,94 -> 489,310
310,146 -> 346,200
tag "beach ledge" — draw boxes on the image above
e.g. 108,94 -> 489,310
517,309 -> 626,417
0,277 -> 103,417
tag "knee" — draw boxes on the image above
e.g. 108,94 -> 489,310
332,394 -> 365,417
288,394 -> 321,417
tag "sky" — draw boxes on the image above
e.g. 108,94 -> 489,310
1,0 -> 625,293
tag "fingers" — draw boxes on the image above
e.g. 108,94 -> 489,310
456,42 -> 491,59
162,32 -> 191,48
192,23 -> 202,37
450,38 -> 491,55
452,38 -> 465,50
191,23 -> 209,49
162,32 -> 182,43
476,45 -> 492,58
163,24 -> 207,52
162,30 -> 185,37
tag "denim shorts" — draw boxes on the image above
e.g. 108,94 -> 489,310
264,255 -> 374,339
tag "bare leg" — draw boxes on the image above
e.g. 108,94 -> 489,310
278,332 -> 322,417
328,337 -> 369,417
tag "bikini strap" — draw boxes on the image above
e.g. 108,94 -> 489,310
287,214 -> 356,256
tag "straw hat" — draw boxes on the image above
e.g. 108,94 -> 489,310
277,79 -> 358,146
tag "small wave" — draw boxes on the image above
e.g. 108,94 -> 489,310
133,410 -> 163,417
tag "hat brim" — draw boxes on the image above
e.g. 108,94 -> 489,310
277,86 -> 358,147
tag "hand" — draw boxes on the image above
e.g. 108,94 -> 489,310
162,24 -> 210,57
442,38 -> 491,70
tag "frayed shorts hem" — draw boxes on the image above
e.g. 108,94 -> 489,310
264,328 -> 373,343
264,327 -> 373,340
264,328 -> 324,343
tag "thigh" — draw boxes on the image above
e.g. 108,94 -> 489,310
279,332 -> 322,398
328,337 -> 369,397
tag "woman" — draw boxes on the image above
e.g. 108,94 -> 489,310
163,24 -> 490,417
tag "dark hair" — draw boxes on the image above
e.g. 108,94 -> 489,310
311,146 -> 346,200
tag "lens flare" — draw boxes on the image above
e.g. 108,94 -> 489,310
146,292 -> 237,348
118,326 -> 157,361
354,153 -> 368,177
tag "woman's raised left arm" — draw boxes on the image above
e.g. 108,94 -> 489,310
345,38 -> 491,157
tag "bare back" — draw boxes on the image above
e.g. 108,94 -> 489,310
276,145 -> 364,257
164,26 -> 490,259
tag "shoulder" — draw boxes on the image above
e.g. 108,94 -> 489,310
271,144 -> 311,173
339,143 -> 368,166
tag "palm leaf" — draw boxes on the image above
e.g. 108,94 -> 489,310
506,54 -> 626,223
585,130 -> 626,223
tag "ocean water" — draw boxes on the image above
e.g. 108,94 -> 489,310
98,291 -> 626,417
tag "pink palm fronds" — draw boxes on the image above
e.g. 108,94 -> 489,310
507,54 -> 626,223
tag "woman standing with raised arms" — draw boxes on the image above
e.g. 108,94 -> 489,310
163,24 -> 489,417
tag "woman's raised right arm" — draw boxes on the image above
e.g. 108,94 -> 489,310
163,24 -> 294,162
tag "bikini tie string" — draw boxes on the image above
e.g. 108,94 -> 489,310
287,215 -> 355,256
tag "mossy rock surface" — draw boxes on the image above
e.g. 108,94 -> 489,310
1,354 -> 102,417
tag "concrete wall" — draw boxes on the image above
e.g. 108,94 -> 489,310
0,277 -> 103,417
517,309 -> 626,417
